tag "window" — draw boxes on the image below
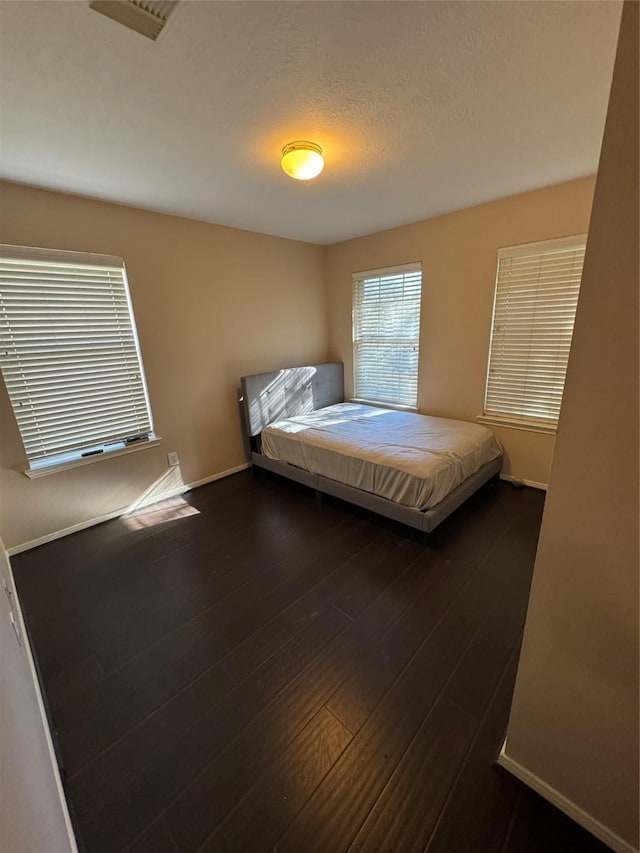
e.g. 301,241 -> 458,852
0,245 -> 155,475
352,263 -> 422,408
483,235 -> 586,430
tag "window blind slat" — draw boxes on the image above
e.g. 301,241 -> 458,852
0,244 -> 154,467
11,400 -> 150,432
6,377 -> 145,398
18,409 -> 149,442
484,236 -> 584,425
18,411 -> 149,443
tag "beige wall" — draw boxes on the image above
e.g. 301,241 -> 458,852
503,3 -> 638,850
1,538 -> 77,853
325,176 -> 596,486
0,182 -> 328,550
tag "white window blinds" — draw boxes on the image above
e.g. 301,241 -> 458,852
352,263 -> 422,408
485,235 -> 586,426
0,245 -> 154,471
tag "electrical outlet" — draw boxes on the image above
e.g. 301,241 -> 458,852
167,452 -> 179,467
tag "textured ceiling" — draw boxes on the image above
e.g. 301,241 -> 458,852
0,1 -> 622,244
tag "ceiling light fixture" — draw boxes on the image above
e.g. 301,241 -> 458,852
281,141 -> 324,181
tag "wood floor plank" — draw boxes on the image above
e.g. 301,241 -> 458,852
53,518 -> 373,773
125,815 -> 179,853
13,484 -> 238,600
13,474 -> 593,853
94,505 -> 352,674
45,653 -> 103,712
220,534 -> 420,684
66,606 -> 352,853
346,697 -> 478,852
328,536 -> 421,620
198,708 -> 352,853
24,487 -> 349,678
439,530 -> 538,722
14,471 -> 279,578
162,556 -> 448,853
424,650 -> 522,853
15,475 -> 318,625
274,514 -> 531,853
324,495 -> 529,735
345,527 -> 538,853
70,538 -> 437,853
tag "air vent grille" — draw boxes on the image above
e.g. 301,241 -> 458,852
89,0 -> 178,40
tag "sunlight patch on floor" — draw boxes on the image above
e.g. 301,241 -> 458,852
123,495 -> 200,531
122,464 -> 199,530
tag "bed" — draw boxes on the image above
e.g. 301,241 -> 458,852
240,363 -> 502,533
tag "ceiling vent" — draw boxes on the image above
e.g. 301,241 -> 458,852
89,1 -> 178,41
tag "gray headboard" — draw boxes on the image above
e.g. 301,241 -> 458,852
241,363 -> 344,437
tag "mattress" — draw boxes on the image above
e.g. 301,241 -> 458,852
261,403 -> 502,511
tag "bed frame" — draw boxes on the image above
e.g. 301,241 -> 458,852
240,363 -> 502,533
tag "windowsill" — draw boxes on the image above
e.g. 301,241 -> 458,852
476,414 -> 557,435
351,398 -> 418,413
24,437 -> 162,479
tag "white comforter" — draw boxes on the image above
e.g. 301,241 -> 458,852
261,403 -> 502,510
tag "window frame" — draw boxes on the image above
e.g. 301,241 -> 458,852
351,262 -> 422,410
0,244 -> 158,477
480,234 -> 587,434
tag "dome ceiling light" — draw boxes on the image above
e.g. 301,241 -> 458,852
281,141 -> 324,181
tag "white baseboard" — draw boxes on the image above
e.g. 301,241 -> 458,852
186,464 -> 250,490
498,742 -> 638,853
6,462 -> 252,555
499,473 -> 548,491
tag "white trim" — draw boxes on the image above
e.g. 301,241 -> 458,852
498,742 -> 638,853
351,261 -> 421,281
24,437 -> 162,479
183,463 -> 250,491
3,550 -> 79,853
496,233 -> 588,260
498,473 -> 548,491
1,242 -> 124,268
477,414 -> 557,436
6,462 -> 251,555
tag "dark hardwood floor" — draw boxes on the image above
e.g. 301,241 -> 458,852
12,470 -> 608,853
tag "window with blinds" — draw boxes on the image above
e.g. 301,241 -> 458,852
484,235 -> 586,428
352,263 -> 422,408
0,245 -> 154,473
